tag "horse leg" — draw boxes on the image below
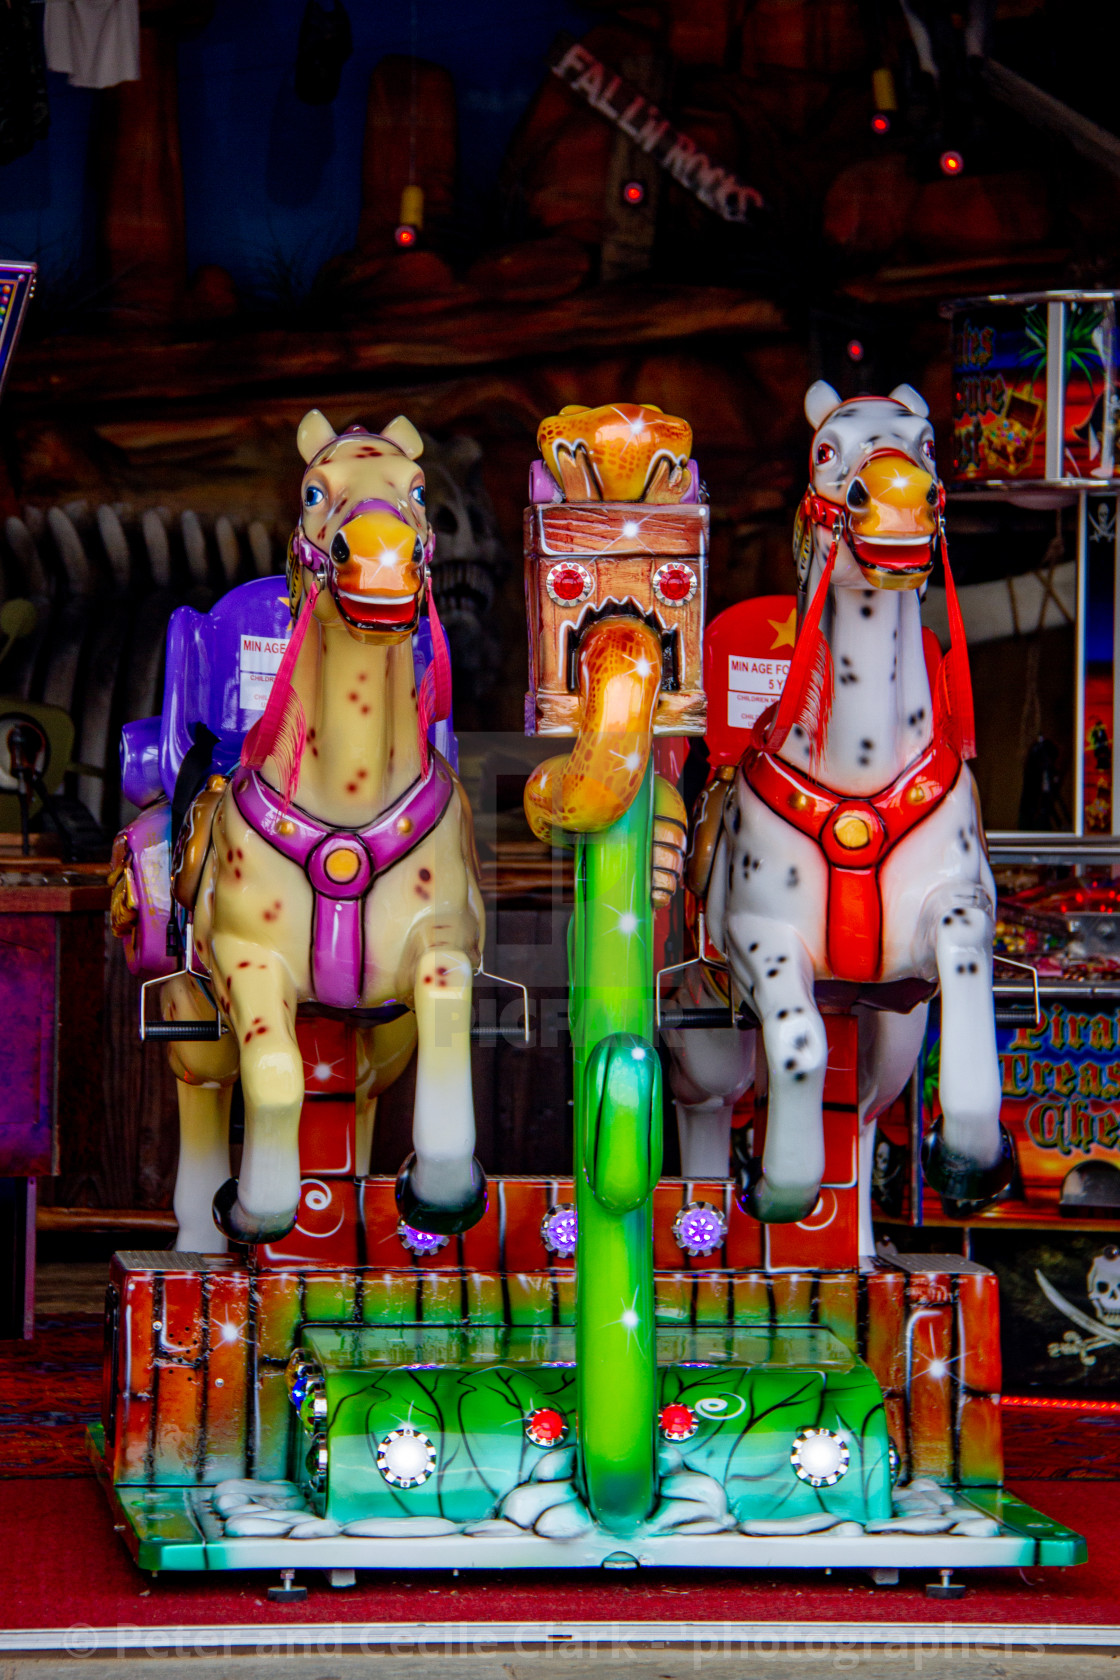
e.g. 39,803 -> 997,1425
726,915 -> 828,1221
209,939 -> 304,1244
922,897 -> 1012,1202
396,947 -> 486,1234
855,1002 -> 929,1258
162,973 -> 240,1253
355,1012 -> 418,1174
666,962 -> 754,1177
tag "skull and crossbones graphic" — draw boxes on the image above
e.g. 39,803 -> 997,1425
1037,1248 -> 1120,1367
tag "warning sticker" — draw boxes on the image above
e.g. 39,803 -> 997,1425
727,653 -> 790,730
239,633 -> 289,712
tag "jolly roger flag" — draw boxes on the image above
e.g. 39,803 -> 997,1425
971,1228 -> 1120,1397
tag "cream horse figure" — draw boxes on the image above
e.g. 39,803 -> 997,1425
670,381 -> 1011,1254
157,411 -> 485,1248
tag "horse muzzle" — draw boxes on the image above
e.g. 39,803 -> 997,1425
327,507 -> 425,635
844,452 -> 939,589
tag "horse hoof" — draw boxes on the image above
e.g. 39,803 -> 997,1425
395,1154 -> 488,1235
736,1160 -> 820,1224
212,1178 -> 297,1245
920,1121 -> 1016,1210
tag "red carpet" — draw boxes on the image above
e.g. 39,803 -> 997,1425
0,1316 -> 101,1477
3,1316 -> 1119,1631
0,1476 -> 1115,1632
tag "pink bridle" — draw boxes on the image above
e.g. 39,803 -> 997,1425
241,445 -> 453,801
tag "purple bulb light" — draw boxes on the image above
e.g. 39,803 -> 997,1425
397,1221 -> 449,1256
672,1200 -> 727,1257
540,1203 -> 578,1257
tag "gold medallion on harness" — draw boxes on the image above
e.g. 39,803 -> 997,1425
324,846 -> 361,883
833,813 -> 871,850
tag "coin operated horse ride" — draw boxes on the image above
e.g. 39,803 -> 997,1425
108,410 -> 485,1253
669,380 -> 1017,1257
90,398 -> 1084,1584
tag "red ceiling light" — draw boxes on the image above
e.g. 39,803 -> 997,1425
394,224 -> 418,249
871,113 -> 891,134
622,179 -> 646,205
939,150 -> 964,176
847,338 -> 865,363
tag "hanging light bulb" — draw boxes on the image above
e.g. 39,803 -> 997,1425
871,65 -> 896,134
395,183 -> 424,249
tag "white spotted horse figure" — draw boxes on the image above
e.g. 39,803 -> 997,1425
672,380 -> 1012,1254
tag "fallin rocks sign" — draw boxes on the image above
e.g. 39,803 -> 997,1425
551,42 -> 763,225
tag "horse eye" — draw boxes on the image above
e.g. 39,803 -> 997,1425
922,439 -> 936,461
411,484 -> 426,507
304,484 -> 324,507
815,442 -> 836,465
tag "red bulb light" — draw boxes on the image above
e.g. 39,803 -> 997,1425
847,338 -> 864,363
659,1402 -> 699,1442
394,224 -> 418,248
871,113 -> 890,134
622,179 -> 646,205
525,1407 -> 568,1446
548,564 -> 590,602
939,150 -> 964,176
652,561 -> 697,605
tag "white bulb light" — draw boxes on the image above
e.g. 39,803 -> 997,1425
790,1427 -> 850,1487
377,1427 -> 436,1488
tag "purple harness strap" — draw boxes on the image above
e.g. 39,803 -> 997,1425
231,760 -> 453,1009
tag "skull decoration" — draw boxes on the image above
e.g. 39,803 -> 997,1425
1088,1247 -> 1120,1326
420,433 -> 507,695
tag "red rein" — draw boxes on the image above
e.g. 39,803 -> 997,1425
755,499 -> 975,766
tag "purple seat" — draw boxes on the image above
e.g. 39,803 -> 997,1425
121,578 -> 455,808
116,578 -> 456,981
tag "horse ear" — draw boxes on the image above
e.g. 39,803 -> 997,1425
889,383 -> 929,418
804,381 -> 841,429
297,409 -> 336,464
381,416 -> 424,460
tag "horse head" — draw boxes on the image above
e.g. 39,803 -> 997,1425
796,381 -> 941,593
293,409 -> 432,641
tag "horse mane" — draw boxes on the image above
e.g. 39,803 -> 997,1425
416,540 -> 452,772
758,540 -> 837,764
934,530 -> 977,761
240,578 -> 319,805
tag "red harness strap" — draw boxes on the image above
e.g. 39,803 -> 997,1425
743,736 -> 962,983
